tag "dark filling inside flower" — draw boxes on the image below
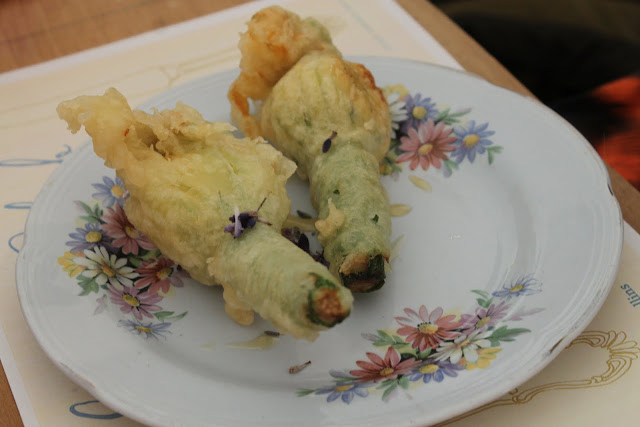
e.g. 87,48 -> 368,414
340,253 -> 386,292
282,227 -> 329,267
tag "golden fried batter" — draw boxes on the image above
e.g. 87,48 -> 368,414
228,5 -> 339,139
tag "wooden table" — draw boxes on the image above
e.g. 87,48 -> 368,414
1,1 -> 638,425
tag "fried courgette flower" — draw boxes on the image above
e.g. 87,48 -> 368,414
228,6 -> 392,292
228,5 -> 339,139
57,88 -> 352,341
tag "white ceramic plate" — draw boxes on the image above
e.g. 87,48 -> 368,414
17,58 -> 622,426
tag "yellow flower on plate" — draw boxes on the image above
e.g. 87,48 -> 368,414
383,83 -> 410,98
57,251 -> 86,277
464,347 -> 502,370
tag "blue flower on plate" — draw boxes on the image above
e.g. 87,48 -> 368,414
119,319 -> 172,340
92,176 -> 128,207
314,370 -> 372,403
408,360 -> 464,383
66,222 -> 113,253
451,120 -> 495,163
401,93 -> 439,134
492,275 -> 541,299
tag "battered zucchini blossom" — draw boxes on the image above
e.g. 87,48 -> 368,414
57,88 -> 353,341
229,6 -> 392,292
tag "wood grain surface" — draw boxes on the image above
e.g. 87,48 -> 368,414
1,1 -> 638,426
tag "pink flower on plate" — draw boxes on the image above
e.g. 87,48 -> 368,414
350,346 -> 420,383
396,305 -> 462,352
396,119 -> 456,170
459,300 -> 511,334
107,284 -> 162,321
101,204 -> 155,255
135,257 -> 185,295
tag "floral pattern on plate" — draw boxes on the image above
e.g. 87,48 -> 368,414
381,84 -> 503,178
57,176 -> 188,339
298,277 -> 543,403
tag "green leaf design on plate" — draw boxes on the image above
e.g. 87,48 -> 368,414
488,325 -> 531,347
77,275 -> 99,296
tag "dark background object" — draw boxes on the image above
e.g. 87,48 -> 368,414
432,0 -> 640,189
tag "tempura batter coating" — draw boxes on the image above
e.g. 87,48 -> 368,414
57,88 -> 353,340
259,52 -> 391,177
228,5 -> 339,139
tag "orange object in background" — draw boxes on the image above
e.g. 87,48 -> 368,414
591,75 -> 640,191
